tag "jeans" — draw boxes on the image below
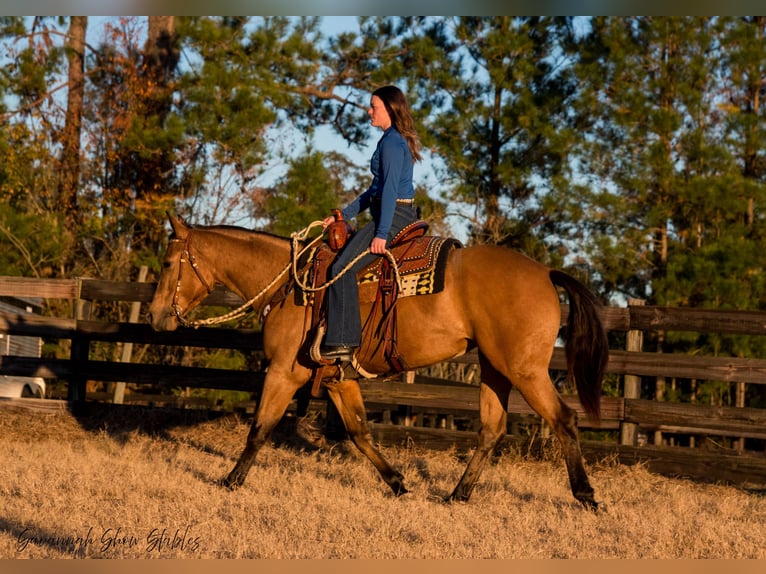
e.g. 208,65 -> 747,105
324,204 -> 417,347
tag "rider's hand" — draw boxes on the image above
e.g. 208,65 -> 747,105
321,216 -> 335,229
370,237 -> 387,255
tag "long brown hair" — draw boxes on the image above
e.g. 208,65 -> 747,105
373,85 -> 423,163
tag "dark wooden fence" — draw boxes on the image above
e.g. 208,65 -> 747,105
1,275 -> 765,489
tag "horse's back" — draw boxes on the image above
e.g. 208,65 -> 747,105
388,244 -> 560,370
447,244 -> 559,307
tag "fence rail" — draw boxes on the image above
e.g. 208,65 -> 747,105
1,275 -> 765,488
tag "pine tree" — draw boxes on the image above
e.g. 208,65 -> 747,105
570,17 -> 718,302
176,16 -> 344,226
262,150 -> 361,236
0,17 -> 71,277
715,16 -> 766,312
372,17 -> 578,252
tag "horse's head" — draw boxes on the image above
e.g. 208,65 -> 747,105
147,214 -> 216,331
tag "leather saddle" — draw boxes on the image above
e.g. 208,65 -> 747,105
295,220 -> 461,389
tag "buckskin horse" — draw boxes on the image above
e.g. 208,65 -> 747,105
147,214 -> 609,510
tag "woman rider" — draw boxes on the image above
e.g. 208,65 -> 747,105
320,85 -> 423,362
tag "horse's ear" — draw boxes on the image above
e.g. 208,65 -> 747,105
166,212 -> 188,237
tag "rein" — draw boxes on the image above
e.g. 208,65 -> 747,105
171,220 -> 402,328
289,222 -> 403,294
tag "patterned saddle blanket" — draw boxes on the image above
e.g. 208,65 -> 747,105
358,234 -> 461,298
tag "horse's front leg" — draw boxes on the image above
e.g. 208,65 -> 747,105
324,378 -> 408,496
222,371 -> 305,489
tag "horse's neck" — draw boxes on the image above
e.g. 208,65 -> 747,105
206,231 -> 292,302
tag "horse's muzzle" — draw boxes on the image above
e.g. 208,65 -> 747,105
146,310 -> 179,332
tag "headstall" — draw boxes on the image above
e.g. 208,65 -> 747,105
170,231 -> 215,326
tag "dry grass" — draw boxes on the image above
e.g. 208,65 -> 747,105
1,405 -> 764,559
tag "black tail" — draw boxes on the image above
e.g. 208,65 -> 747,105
549,270 -> 609,421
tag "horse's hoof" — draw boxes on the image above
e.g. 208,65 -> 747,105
393,485 -> 409,497
386,471 -> 409,497
220,475 -> 241,490
389,478 -> 409,497
577,496 -> 600,512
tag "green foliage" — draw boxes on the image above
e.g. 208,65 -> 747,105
364,16 -> 579,249
0,122 -> 56,209
0,204 -> 66,277
167,17 -> 360,229
568,17 -> 766,320
562,16 -> 766,408
1,18 -> 66,110
263,150 -> 361,235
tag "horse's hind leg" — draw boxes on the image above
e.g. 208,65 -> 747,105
515,373 -> 598,510
448,357 -> 511,502
324,378 -> 408,496
222,373 -> 301,489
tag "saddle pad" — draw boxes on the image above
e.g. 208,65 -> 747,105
359,236 -> 461,297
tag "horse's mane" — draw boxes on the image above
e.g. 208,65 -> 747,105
182,223 -> 294,245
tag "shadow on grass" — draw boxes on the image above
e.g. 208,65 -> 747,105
69,398 -> 333,461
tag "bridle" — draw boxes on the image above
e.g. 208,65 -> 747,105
169,230 -> 216,327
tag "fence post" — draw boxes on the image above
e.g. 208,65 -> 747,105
735,381 -> 746,453
402,370 -> 415,426
111,265 -> 148,404
620,298 -> 645,446
68,280 -> 91,410
654,330 -> 666,447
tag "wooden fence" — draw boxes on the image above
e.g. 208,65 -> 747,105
1,275 -> 765,489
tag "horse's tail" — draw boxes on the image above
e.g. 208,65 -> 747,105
549,270 -> 609,421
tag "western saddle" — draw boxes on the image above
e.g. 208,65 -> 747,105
289,219 -> 460,396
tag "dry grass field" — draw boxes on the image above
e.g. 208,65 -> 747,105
1,403 -> 764,559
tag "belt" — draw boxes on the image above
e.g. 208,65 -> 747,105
371,197 -> 415,205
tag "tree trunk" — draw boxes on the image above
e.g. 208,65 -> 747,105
57,16 -> 87,224
145,16 -> 177,86
137,17 -> 178,198
742,16 -> 763,230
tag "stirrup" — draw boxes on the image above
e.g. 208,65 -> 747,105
309,323 -> 328,364
320,345 -> 356,360
310,324 -> 355,363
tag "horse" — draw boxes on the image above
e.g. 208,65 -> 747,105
147,214 -> 609,510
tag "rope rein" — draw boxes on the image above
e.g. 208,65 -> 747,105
289,221 -> 403,294
176,220 -> 402,328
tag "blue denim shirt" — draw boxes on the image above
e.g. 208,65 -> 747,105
341,127 -> 414,240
